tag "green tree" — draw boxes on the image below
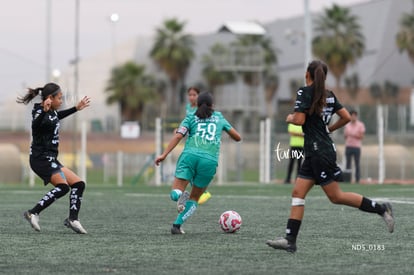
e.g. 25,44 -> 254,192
201,43 -> 235,94
396,1 -> 414,64
232,34 -> 279,117
150,18 -> 194,116
313,4 -> 365,88
105,61 -> 161,121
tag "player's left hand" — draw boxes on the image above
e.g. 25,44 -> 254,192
76,96 -> 91,111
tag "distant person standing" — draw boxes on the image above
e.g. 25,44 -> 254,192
344,110 -> 365,183
284,123 -> 304,184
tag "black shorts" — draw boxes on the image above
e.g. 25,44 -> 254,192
298,154 -> 343,186
30,155 -> 63,185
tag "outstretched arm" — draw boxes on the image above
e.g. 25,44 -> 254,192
58,96 -> 91,119
154,132 -> 185,166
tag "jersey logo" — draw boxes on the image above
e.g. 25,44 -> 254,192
326,97 -> 335,104
297,89 -> 303,96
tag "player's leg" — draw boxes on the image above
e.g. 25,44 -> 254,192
171,153 -> 192,210
267,157 -> 315,252
198,190 -> 212,204
61,167 -> 87,234
24,161 -> 70,231
172,178 -> 191,213
171,186 -> 206,234
322,181 -> 394,232
170,177 -> 189,202
171,158 -> 215,234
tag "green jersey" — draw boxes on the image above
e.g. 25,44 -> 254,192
294,86 -> 343,157
177,111 -> 233,162
185,103 -> 197,116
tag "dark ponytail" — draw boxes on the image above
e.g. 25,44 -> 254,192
16,82 -> 61,105
307,60 -> 328,115
195,92 -> 214,119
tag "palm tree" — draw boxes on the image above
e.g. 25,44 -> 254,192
232,34 -> 279,117
313,4 -> 365,88
201,43 -> 235,94
105,61 -> 161,122
150,18 -> 194,116
232,35 -> 278,85
396,2 -> 414,64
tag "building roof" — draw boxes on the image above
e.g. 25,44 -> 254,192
218,21 -> 266,35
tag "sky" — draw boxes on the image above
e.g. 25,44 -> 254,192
0,0 -> 367,100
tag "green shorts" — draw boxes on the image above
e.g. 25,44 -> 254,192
175,152 -> 217,188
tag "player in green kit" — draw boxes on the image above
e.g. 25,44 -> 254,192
184,87 -> 212,205
266,60 -> 394,253
155,92 -> 241,234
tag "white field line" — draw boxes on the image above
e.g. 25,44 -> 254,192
125,193 -> 414,205
8,191 -> 414,205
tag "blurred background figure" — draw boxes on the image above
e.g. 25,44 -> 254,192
284,123 -> 304,184
344,110 -> 366,183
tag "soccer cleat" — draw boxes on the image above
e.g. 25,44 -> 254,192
177,191 -> 190,213
381,202 -> 394,233
171,225 -> 185,234
23,211 -> 40,232
198,191 -> 212,205
266,237 -> 297,253
64,218 -> 88,234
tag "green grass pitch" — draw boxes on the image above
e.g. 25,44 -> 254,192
0,183 -> 412,274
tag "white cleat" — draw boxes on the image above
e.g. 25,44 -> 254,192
64,218 -> 88,234
23,211 -> 40,232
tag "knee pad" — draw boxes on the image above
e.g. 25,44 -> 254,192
170,189 -> 182,201
292,197 -> 305,206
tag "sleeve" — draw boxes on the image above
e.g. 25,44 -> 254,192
221,115 -> 233,132
176,116 -> 190,136
293,88 -> 310,113
331,92 -> 343,112
57,107 -> 77,120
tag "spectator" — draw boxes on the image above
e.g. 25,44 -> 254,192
284,123 -> 304,184
344,110 -> 365,183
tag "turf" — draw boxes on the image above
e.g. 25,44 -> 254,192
0,183 -> 412,274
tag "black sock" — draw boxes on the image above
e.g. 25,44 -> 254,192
69,181 -> 86,220
173,224 -> 181,228
30,184 -> 70,214
285,219 -> 302,244
359,197 -> 385,215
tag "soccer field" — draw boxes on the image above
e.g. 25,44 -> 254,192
0,183 -> 412,274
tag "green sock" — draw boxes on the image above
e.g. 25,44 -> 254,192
174,200 -> 198,225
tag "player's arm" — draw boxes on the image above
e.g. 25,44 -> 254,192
154,127 -> 187,166
328,107 -> 351,133
226,128 -> 241,142
58,96 -> 90,119
286,112 -> 306,126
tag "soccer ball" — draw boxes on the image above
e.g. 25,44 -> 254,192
219,210 -> 242,233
